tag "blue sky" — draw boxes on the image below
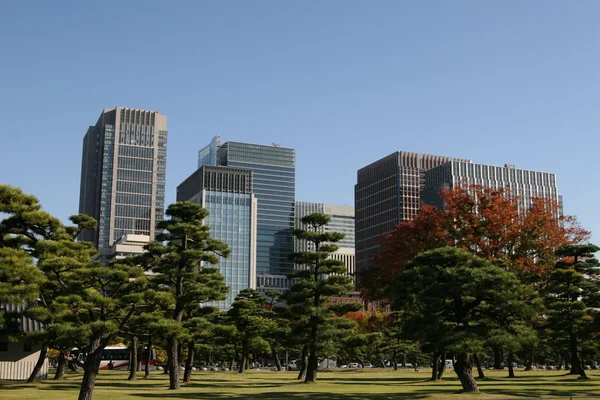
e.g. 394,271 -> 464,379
1,1 -> 599,240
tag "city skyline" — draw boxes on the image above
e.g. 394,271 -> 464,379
2,2 -> 599,244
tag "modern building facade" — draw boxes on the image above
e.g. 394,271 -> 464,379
355,152 -> 470,276
422,161 -> 560,211
295,201 -> 355,277
79,107 -> 167,258
177,165 -> 257,309
106,234 -> 151,261
197,137 -> 296,291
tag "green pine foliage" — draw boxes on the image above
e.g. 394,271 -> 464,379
393,247 -> 540,393
141,202 -> 230,390
545,244 -> 600,379
283,212 -> 360,383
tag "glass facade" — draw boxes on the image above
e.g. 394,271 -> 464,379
202,191 -> 253,310
216,142 -> 296,278
198,135 -> 221,168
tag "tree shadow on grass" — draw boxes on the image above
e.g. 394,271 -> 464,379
130,391 -> 432,399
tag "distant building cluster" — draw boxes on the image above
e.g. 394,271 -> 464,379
79,107 -> 561,309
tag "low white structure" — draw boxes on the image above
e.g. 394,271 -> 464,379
0,304 -> 48,380
107,234 -> 151,260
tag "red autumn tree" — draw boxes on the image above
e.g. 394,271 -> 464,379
359,184 -> 589,305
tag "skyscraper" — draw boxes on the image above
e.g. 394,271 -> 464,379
295,201 -> 355,277
177,165 -> 257,309
78,107 -> 167,258
198,137 -> 296,292
355,151 -> 470,276
422,161 -> 560,211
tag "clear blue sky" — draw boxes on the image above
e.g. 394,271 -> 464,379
1,1 -> 599,240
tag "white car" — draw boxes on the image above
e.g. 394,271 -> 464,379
348,362 -> 360,368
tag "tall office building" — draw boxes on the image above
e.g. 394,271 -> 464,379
177,165 -> 257,309
197,137 -> 295,292
295,202 -> 355,276
422,161 -> 560,211
355,152 -> 470,276
79,107 -> 167,258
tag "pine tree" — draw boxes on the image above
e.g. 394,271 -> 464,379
283,212 -> 360,383
227,288 -> 276,373
545,244 -> 600,379
394,247 -> 540,392
143,202 -> 229,390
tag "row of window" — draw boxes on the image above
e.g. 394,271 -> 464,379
117,169 -> 153,183
118,145 -> 154,159
117,156 -> 154,171
115,205 -> 151,219
116,181 -> 153,194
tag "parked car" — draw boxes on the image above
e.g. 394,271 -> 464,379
348,362 -> 360,368
287,360 -> 298,370
363,363 -> 373,368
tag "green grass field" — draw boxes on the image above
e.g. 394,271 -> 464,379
1,369 -> 600,399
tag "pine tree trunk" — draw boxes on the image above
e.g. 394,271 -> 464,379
474,353 -> 485,379
437,354 -> 447,380
272,346 -> 282,371
557,353 -> 563,370
228,358 -> 234,370
305,349 -> 318,383
297,346 -> 308,380
238,349 -> 247,373
183,340 -> 194,383
144,337 -> 152,379
453,353 -> 479,393
431,353 -> 440,381
78,346 -> 102,400
507,352 -> 515,378
524,344 -> 535,371
392,351 -> 398,371
167,335 -> 180,390
128,335 -> 138,380
493,346 -> 503,369
54,350 -> 67,380
27,342 -> 49,382
377,356 -> 386,368
569,331 -> 584,376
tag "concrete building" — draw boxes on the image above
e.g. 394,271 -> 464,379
0,304 -> 48,381
422,161 -> 560,211
355,152 -> 470,277
197,137 -> 295,292
177,165 -> 258,309
78,107 -> 167,260
295,202 -> 355,277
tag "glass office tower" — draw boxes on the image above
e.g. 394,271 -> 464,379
177,165 -> 257,309
198,137 -> 296,291
79,107 -> 167,258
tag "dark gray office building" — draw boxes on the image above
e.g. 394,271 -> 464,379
355,151 -> 470,276
78,107 -> 167,257
177,165 -> 257,309
197,137 -> 295,291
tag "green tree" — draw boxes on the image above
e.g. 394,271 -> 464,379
393,247 -> 540,392
284,212 -> 359,383
0,185 -> 73,381
143,202 -> 229,389
227,288 -> 276,373
545,244 -> 600,379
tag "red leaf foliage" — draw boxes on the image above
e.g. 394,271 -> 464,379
359,184 -> 590,305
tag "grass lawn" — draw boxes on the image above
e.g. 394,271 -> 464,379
1,369 -> 600,399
